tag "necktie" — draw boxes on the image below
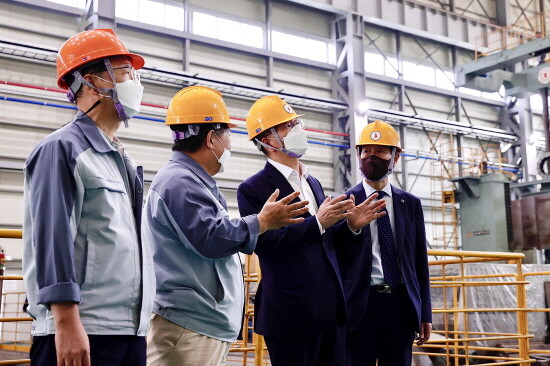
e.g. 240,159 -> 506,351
376,191 -> 400,288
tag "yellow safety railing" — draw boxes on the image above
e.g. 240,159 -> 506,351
0,229 -> 30,365
416,249 -> 536,365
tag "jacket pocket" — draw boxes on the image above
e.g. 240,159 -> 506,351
84,177 -> 126,194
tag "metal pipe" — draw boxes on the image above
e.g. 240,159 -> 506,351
1,92 -> 523,173
0,80 -> 351,137
0,229 -> 22,239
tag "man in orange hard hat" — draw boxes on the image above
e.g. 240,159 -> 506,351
237,96 -> 385,366
341,120 -> 432,366
23,29 -> 154,366
143,86 -> 309,365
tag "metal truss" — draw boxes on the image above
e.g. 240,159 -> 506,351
369,108 -> 518,142
331,13 -> 366,192
500,96 -> 538,181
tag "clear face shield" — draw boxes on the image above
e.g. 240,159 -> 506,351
254,118 -> 309,158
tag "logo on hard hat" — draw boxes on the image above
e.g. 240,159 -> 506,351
255,128 -> 261,133
204,117 -> 213,121
370,131 -> 381,140
283,104 -> 294,114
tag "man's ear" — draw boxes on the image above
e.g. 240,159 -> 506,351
394,151 -> 401,164
82,74 -> 98,95
261,136 -> 276,152
205,129 -> 216,150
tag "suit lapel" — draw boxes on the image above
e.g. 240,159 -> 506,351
349,183 -> 366,205
391,186 -> 406,254
305,175 -> 325,208
264,162 -> 311,217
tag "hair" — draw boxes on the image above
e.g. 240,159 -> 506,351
255,129 -> 272,154
171,124 -> 229,153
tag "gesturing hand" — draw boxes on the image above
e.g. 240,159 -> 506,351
346,193 -> 386,231
316,194 -> 355,230
257,189 -> 309,234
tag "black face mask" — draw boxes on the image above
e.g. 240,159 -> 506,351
360,155 -> 391,181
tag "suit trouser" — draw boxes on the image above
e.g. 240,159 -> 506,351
30,334 -> 146,366
147,314 -> 231,366
347,284 -> 417,366
263,320 -> 346,366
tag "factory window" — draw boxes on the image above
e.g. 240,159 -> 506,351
193,11 -> 263,49
530,94 -> 550,111
271,30 -> 330,63
384,57 -> 399,78
116,0 -> 184,32
435,69 -> 456,91
364,51 -> 398,78
459,87 -> 482,97
364,52 -> 384,75
47,0 -> 86,8
403,61 -> 436,86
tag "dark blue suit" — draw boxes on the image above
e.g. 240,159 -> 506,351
341,183 -> 432,366
237,162 -> 354,366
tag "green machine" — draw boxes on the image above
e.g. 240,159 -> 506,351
451,174 -> 513,252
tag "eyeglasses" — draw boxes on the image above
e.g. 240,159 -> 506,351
280,118 -> 303,130
94,66 -> 139,82
112,66 -> 140,81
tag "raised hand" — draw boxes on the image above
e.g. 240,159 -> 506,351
347,193 -> 386,231
316,194 -> 355,230
257,189 -> 309,234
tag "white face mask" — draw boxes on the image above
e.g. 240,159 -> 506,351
92,72 -> 144,127
211,131 -> 231,174
115,78 -> 144,119
282,125 -> 309,158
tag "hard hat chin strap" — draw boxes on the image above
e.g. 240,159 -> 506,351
67,58 -> 130,127
364,147 -> 397,183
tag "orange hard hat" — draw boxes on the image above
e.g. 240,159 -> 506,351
56,29 -> 144,89
165,86 -> 237,127
246,95 -> 303,140
356,120 -> 402,152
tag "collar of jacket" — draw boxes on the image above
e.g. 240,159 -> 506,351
73,111 -> 118,154
170,151 -> 216,190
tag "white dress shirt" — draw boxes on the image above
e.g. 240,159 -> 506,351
268,158 -> 324,234
362,181 -> 397,285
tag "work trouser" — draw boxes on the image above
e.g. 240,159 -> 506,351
147,314 -> 231,366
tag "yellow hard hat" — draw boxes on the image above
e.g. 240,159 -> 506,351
165,86 -> 237,127
356,120 -> 402,152
246,95 -> 303,140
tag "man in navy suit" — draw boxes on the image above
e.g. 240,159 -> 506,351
342,120 -> 432,366
237,96 -> 384,366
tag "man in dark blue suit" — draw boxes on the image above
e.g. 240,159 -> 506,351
237,96 -> 384,366
342,120 -> 432,366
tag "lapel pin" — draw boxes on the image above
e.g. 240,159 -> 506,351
401,199 -> 405,203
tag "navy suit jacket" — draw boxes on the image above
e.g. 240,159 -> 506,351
341,183 -> 432,332
237,162 -> 354,337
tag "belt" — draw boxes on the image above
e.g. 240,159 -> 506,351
373,284 -> 393,294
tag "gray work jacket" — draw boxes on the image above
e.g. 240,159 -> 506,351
23,112 -> 155,336
143,151 -> 259,342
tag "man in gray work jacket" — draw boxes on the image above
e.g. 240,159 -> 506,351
23,29 -> 155,366
144,86 -> 309,366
